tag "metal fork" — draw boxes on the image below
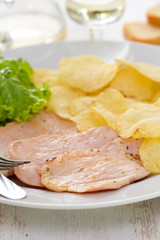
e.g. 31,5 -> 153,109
0,156 -> 30,199
0,155 -> 30,170
0,174 -> 27,199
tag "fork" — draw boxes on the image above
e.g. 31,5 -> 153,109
0,155 -> 30,199
0,155 -> 30,170
0,174 -> 27,199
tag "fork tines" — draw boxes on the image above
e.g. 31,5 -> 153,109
0,155 -> 30,170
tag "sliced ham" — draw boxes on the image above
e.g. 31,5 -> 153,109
0,110 -> 76,176
0,110 -> 76,158
9,126 -> 118,187
40,138 -> 149,193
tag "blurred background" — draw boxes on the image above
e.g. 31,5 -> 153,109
0,0 -> 159,49
60,0 -> 160,41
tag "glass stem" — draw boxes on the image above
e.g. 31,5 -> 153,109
89,29 -> 103,41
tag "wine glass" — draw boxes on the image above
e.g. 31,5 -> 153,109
0,0 -> 66,49
65,0 -> 125,40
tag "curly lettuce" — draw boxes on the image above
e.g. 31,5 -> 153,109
0,57 -> 51,125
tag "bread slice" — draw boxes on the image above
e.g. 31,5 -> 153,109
123,22 -> 160,44
147,5 -> 160,26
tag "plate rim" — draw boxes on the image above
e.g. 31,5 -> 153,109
0,188 -> 160,210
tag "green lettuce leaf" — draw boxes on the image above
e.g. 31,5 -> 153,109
0,57 -> 51,125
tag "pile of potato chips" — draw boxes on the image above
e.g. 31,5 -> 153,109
32,55 -> 160,174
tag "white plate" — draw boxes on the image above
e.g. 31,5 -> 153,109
1,40 -> 160,210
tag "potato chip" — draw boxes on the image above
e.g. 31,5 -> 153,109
47,85 -> 84,120
59,55 -> 118,92
70,96 -> 96,117
154,95 -> 160,106
140,138 -> 160,173
116,59 -> 160,83
91,88 -> 131,130
92,106 -> 117,130
117,103 -> 160,138
73,88 -> 131,131
95,88 -> 131,114
110,67 -> 153,101
32,69 -> 60,87
151,87 -> 160,103
74,108 -> 107,131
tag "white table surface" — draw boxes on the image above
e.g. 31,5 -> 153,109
1,0 -> 160,239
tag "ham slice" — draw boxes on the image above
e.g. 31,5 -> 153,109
40,138 -> 149,193
9,126 -> 118,187
0,110 -> 76,176
0,110 -> 76,158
